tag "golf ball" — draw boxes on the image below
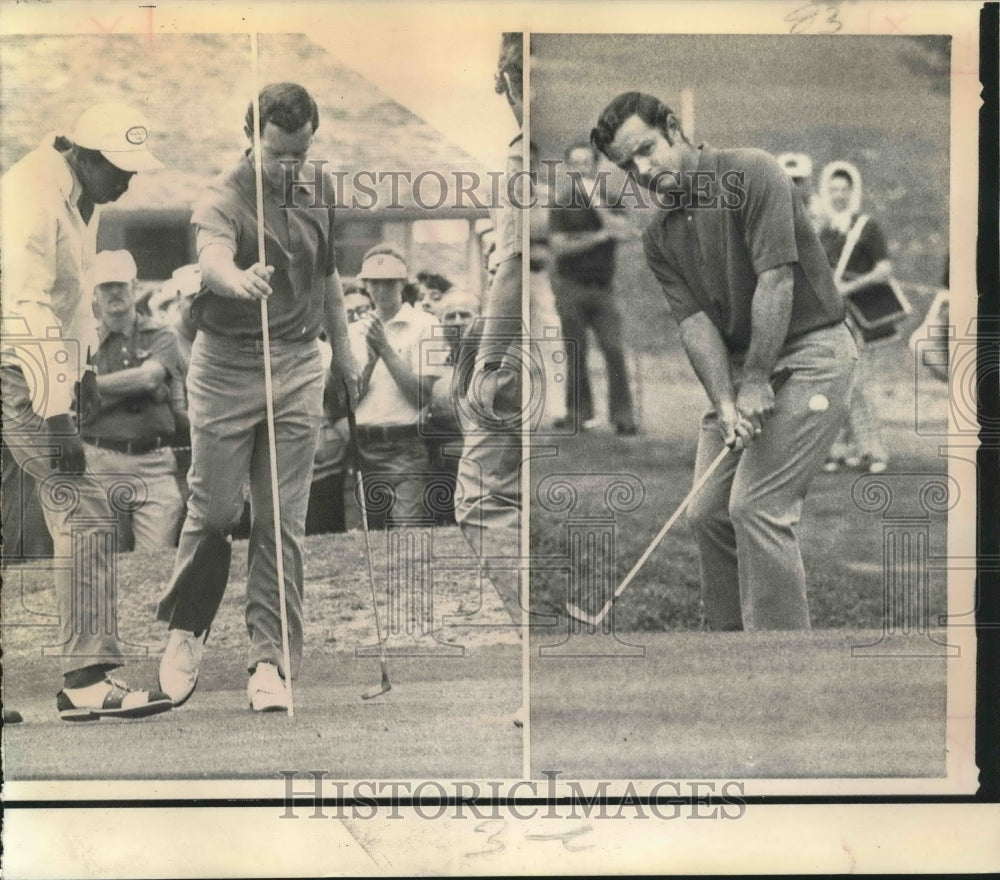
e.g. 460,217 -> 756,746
808,394 -> 829,412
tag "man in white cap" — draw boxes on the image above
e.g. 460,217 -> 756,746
349,243 -> 444,527
82,249 -> 187,552
1,102 -> 172,721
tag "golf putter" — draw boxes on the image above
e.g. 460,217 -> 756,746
345,396 -> 392,700
567,367 -> 793,627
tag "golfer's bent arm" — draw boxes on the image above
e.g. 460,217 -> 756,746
742,264 -> 794,384
199,243 -> 271,300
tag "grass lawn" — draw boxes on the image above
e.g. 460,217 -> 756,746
529,246 -> 952,631
529,630 -> 947,780
527,254 -> 954,781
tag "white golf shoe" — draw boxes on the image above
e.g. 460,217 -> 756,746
247,662 -> 291,712
158,628 -> 207,706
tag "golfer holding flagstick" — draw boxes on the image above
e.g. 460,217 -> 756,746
157,73 -> 360,713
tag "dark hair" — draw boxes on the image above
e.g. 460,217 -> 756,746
494,33 -> 523,101
830,168 -> 855,187
401,282 -> 422,306
564,140 -> 599,164
590,91 -> 682,158
245,82 -> 319,138
416,271 -> 453,294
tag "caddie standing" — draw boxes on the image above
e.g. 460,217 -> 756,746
1,102 -> 173,721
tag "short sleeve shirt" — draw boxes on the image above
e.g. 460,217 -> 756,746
82,317 -> 186,440
491,133 -> 525,266
190,152 -> 338,341
818,215 -> 888,278
348,304 -> 446,428
642,145 -> 845,353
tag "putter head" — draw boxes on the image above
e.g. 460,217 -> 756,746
361,667 -> 392,701
565,603 -> 600,628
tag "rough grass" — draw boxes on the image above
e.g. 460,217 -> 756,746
529,259 -> 952,631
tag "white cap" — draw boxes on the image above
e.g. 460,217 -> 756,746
92,250 -> 138,287
776,152 -> 812,180
72,102 -> 164,172
358,251 -> 408,281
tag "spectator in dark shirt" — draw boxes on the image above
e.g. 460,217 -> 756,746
548,141 -> 638,435
82,250 -> 187,551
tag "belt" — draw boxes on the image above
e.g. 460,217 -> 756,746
356,424 -> 421,444
83,436 -> 169,455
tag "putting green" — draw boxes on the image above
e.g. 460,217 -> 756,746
529,629 -> 947,779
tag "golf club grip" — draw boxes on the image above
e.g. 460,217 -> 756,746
589,366 -> 795,626
770,366 -> 792,393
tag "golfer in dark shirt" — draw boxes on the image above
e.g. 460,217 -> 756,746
592,92 -> 857,630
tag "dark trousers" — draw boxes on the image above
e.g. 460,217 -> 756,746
552,274 -> 635,428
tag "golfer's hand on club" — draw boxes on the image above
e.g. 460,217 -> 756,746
735,378 -> 776,443
716,399 -> 755,451
226,262 -> 274,300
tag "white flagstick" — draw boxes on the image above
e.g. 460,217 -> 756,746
250,32 -> 294,716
